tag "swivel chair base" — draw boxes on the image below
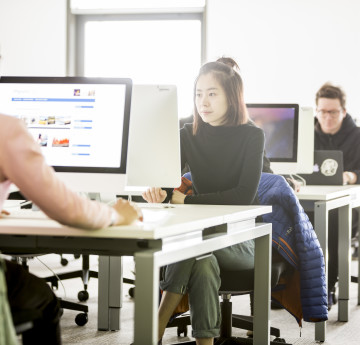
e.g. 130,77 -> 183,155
58,298 -> 88,326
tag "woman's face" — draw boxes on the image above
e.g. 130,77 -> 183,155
195,73 -> 228,126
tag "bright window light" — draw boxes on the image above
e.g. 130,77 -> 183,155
83,19 -> 201,118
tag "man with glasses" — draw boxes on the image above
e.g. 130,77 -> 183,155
313,82 -> 360,309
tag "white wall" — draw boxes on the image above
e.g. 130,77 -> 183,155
0,0 -> 68,76
1,0 -> 359,119
206,0 -> 360,119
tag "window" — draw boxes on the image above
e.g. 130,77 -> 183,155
73,1 -> 205,118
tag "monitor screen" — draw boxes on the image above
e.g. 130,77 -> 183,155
0,76 -> 132,195
247,104 -> 298,162
247,104 -> 314,174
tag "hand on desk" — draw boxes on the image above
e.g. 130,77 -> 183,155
142,187 -> 167,203
142,187 -> 187,205
343,171 -> 357,185
112,198 -> 143,225
286,178 -> 301,193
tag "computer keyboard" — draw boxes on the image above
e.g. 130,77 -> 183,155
141,208 -> 171,225
138,203 -> 175,209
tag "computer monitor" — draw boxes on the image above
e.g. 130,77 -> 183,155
247,104 -> 314,174
125,84 -> 181,193
0,76 -> 132,197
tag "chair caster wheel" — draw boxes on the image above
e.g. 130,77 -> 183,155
129,287 -> 135,298
177,325 -> 188,337
75,313 -> 88,326
74,254 -> 81,259
78,290 -> 89,302
274,337 -> 286,343
60,257 -> 68,266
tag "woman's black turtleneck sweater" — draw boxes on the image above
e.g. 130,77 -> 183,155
315,114 -> 360,183
180,122 -> 265,205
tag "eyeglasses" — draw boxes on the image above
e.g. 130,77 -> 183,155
316,109 -> 342,118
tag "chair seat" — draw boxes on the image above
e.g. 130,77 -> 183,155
219,260 -> 288,293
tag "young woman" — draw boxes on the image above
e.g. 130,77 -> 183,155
142,57 -> 266,345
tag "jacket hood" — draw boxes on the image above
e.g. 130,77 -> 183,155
315,113 -> 357,139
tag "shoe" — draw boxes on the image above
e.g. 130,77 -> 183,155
330,286 -> 337,304
328,286 -> 337,311
352,246 -> 358,260
327,292 -> 333,311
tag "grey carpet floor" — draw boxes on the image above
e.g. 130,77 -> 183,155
20,254 -> 360,345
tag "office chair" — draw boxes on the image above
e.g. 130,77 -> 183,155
45,254 -> 136,301
59,254 -> 81,267
45,254 -> 97,302
166,253 -> 293,345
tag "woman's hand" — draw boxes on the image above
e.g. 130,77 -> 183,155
142,187 -> 167,203
171,190 -> 186,204
112,198 -> 143,225
286,178 -> 301,193
343,171 -> 357,185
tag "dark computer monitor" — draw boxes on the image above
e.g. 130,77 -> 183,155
0,76 -> 132,196
247,103 -> 314,174
247,104 -> 298,161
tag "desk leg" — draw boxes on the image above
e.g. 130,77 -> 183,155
253,232 -> 271,345
98,256 -> 123,330
314,202 -> 328,342
338,204 -> 351,322
134,251 -> 159,345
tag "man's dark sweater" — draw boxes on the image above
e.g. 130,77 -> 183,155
180,122 -> 265,205
315,113 -> 360,183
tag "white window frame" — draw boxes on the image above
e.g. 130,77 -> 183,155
73,11 -> 206,77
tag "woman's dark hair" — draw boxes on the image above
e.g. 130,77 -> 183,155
193,56 -> 249,135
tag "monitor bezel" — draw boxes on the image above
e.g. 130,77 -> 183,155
0,76 -> 132,174
246,103 -> 299,163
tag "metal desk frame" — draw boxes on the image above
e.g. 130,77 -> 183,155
0,204 -> 272,345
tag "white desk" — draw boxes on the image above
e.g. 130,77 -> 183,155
296,185 -> 360,342
0,204 -> 272,345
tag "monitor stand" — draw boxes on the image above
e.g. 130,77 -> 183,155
84,192 -> 117,205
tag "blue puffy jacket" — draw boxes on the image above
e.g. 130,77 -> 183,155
258,173 -> 328,323
181,171 -> 328,323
